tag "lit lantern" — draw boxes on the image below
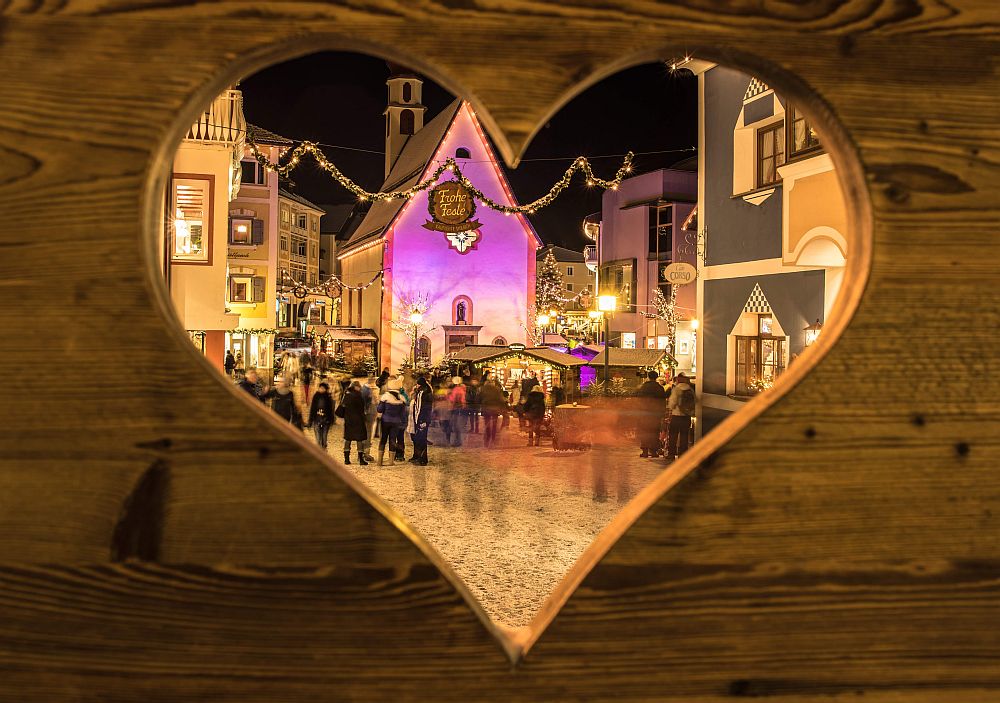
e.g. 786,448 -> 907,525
409,311 -> 424,325
536,313 -> 550,327
598,295 -> 617,313
690,319 -> 699,330
804,318 -> 823,347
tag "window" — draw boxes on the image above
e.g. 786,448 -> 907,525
455,147 -> 471,159
229,275 -> 264,304
229,217 -> 263,245
281,208 -> 289,225
648,205 -> 673,258
566,265 -> 574,276
417,336 -> 431,360
280,236 -> 288,252
170,175 -> 212,263
787,104 -> 820,157
293,237 -> 307,257
566,283 -> 574,291
735,314 -> 786,395
402,82 -> 412,102
240,159 -> 265,186
621,332 -> 636,349
599,260 -> 636,310
311,218 -> 318,231
757,123 -> 785,187
296,213 -> 307,229
400,109 -> 415,135
491,337 -> 507,346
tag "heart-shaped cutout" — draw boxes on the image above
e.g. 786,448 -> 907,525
155,50 -> 866,657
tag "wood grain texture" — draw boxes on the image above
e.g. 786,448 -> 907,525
0,0 -> 998,700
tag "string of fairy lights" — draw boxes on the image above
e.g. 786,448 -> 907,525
279,269 -> 384,298
247,132 -> 635,215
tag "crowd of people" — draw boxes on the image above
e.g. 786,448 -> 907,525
232,356 -> 569,467
232,351 -> 695,466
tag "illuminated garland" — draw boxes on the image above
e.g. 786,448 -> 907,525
230,327 -> 279,335
279,269 -> 385,297
248,135 -> 634,215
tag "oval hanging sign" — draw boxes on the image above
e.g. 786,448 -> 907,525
423,181 -> 483,254
660,262 -> 697,285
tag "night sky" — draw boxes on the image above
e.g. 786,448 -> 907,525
239,52 -> 697,250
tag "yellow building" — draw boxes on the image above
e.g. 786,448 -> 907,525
276,189 -> 328,337
224,126 -> 294,380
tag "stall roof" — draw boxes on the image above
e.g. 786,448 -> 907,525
586,348 -> 677,368
450,345 -> 586,368
315,326 -> 378,342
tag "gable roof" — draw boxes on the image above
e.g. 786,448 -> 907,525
342,99 -> 463,253
279,188 -> 324,213
449,345 -> 585,368
537,245 -> 585,263
247,124 -> 294,146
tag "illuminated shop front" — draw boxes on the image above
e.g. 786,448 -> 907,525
449,345 -> 585,399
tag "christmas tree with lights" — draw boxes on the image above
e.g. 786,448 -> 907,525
536,248 -> 565,314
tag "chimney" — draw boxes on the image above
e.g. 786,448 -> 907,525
384,63 -> 426,178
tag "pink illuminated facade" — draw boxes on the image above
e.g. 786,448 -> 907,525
339,79 -> 540,371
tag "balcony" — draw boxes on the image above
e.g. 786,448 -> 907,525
584,244 -> 598,273
185,89 -> 246,145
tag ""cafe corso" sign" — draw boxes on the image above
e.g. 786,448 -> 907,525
660,262 -> 698,285
423,181 -> 482,254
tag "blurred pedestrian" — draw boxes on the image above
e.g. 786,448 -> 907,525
308,382 -> 334,450
480,379 -> 506,448
301,360 -> 314,403
447,376 -> 467,447
237,368 -> 266,402
338,381 -> 369,465
636,370 -> 667,458
408,375 -> 433,465
376,378 -> 407,466
224,350 -> 236,377
523,386 -> 546,447
666,373 -> 695,460
265,379 -> 303,429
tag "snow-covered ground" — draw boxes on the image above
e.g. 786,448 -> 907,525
306,413 -> 668,628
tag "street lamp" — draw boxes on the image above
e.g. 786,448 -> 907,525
536,313 -> 550,344
804,318 -> 823,347
597,295 -> 617,386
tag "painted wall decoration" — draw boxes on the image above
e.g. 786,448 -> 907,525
424,181 -> 482,253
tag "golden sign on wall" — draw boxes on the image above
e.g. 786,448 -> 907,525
423,181 -> 482,254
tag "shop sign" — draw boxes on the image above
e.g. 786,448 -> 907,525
660,262 -> 697,285
423,181 -> 482,254
508,343 -> 526,352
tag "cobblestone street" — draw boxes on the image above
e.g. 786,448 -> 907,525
306,416 -> 668,628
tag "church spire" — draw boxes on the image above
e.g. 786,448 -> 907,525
384,64 -> 426,178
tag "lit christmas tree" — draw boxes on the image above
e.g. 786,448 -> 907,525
535,249 -> 565,314
643,286 -> 678,354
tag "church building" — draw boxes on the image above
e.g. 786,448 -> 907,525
338,69 -> 541,370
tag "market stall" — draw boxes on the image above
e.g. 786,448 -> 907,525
585,347 -> 678,392
448,344 -> 586,400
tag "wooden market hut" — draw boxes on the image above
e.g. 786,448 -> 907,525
449,345 -> 586,400
585,348 -> 678,391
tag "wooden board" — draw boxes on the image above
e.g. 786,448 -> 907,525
0,1 -> 997,700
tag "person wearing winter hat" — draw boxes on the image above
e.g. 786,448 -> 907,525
446,376 -> 467,447
375,377 -> 408,466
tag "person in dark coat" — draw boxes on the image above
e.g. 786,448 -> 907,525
339,381 -> 369,465
265,380 -> 303,429
308,382 -> 334,450
406,376 -> 433,465
301,362 -> 314,403
376,368 -> 391,392
237,368 -> 267,402
636,370 -> 667,457
375,378 -> 407,466
550,384 -> 567,408
224,351 -> 236,377
522,386 -> 547,447
479,379 -> 507,448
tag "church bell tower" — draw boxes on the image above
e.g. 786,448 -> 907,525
384,64 -> 426,178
